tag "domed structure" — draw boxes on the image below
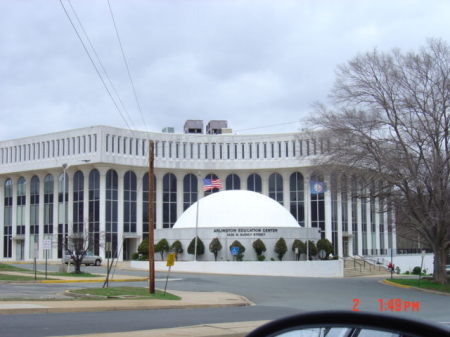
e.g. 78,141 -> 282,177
173,190 -> 300,229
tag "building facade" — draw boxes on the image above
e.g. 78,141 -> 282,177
0,125 -> 396,261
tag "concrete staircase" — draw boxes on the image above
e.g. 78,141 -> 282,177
344,257 -> 390,277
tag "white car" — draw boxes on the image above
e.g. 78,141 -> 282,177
64,253 -> 102,266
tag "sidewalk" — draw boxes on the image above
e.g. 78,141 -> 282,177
59,320 -> 268,337
0,289 -> 253,314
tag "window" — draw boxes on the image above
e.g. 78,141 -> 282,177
351,176 -> 358,255
44,175 -> 54,236
105,169 -> 118,258
16,177 -> 26,236
247,174 -> 262,193
183,174 -> 198,211
360,180 -> 367,255
331,173 -> 338,255
226,174 -> 241,190
269,173 -> 283,204
290,172 -> 304,226
73,171 -> 84,234
89,169 -> 100,255
124,171 -> 137,233
204,173 -> 220,196
163,173 -> 177,228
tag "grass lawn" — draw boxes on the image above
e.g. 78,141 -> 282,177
0,274 -> 48,281
47,271 -> 100,277
71,287 -> 180,300
388,278 -> 450,293
0,263 -> 30,272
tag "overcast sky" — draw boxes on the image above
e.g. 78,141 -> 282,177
1,0 -> 450,140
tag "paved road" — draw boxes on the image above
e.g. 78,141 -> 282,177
1,264 -> 449,336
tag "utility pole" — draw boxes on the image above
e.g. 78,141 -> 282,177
148,141 -> 155,294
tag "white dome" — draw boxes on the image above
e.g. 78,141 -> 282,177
173,190 -> 300,228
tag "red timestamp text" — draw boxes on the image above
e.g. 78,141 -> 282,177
352,298 -> 421,312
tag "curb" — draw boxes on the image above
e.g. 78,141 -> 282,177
381,279 -> 411,289
39,277 -> 148,284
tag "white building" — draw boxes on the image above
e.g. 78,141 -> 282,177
0,124 -> 396,262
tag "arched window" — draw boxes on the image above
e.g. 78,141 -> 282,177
370,180 -> 376,255
330,173 -> 338,255
226,174 -> 240,190
340,174 -> 348,257
310,172 -> 325,238
247,174 -> 262,193
183,174 -> 198,211
124,171 -> 137,233
289,172 -> 304,225
57,172 -> 69,258
143,173 -> 156,238
16,177 -> 26,236
360,179 -> 368,255
89,169 -> 100,255
163,173 -> 177,228
378,180 -> 385,254
44,175 -> 54,257
106,169 -> 118,258
3,179 -> 13,258
204,173 -> 220,196
73,171 -> 84,233
30,176 -> 40,258
269,173 -> 283,204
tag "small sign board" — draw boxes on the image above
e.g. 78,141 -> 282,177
230,246 -> 240,256
166,253 -> 176,267
43,239 -> 51,250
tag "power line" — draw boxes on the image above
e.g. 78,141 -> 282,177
107,0 -> 148,131
58,0 -> 132,130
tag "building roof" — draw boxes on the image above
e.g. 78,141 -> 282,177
173,190 -> 300,228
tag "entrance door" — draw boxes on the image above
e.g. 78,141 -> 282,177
343,237 -> 349,257
16,240 -> 25,260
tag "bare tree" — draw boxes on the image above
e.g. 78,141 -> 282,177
66,231 -> 91,274
311,39 -> 450,284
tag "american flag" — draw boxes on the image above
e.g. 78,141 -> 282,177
203,178 -> 222,191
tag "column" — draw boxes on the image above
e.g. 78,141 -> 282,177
52,173 -> 58,260
324,174 -> 332,241
0,178 -> 4,258
67,171 -> 73,236
336,180 -> 343,258
357,197 -> 363,256
24,175 -> 30,259
99,167 -> 107,259
38,174 -> 45,260
117,169 -> 124,261
375,197 -> 381,255
261,172 -> 269,197
347,188 -> 353,257
11,176 -> 17,260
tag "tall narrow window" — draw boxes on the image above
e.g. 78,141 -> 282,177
183,174 -> 198,211
162,173 -> 177,228
143,173 -> 156,238
290,172 -> 304,226
3,179 -> 13,258
310,173 -> 325,238
351,176 -> 358,255
30,176 -> 39,258
379,181 -> 385,254
360,180 -> 367,255
247,174 -> 262,193
44,175 -> 54,258
269,173 -> 283,204
105,169 -> 118,258
331,173 -> 338,255
124,171 -> 137,233
16,177 -> 26,238
226,174 -> 241,190
73,171 -> 84,234
89,169 -> 100,255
